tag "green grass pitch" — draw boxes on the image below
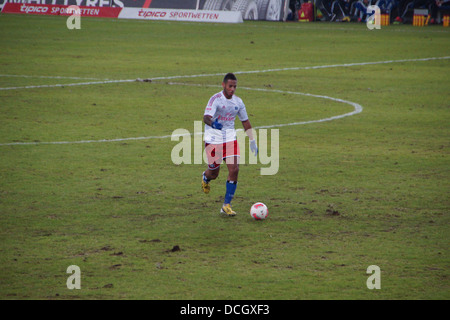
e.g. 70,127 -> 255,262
0,14 -> 449,300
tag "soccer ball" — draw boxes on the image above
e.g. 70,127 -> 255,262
250,202 -> 268,220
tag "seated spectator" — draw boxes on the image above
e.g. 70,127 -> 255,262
288,0 -> 301,20
394,0 -> 435,23
317,0 -> 336,21
318,0 -> 357,21
376,0 -> 399,14
331,0 -> 356,21
353,0 -> 376,22
436,0 -> 450,8
431,0 -> 450,23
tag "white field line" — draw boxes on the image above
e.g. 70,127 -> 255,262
0,56 -> 448,91
0,85 -> 362,146
241,87 -> 363,128
0,74 -> 108,80
0,79 -> 136,91
167,82 -> 363,128
1,56 -> 447,146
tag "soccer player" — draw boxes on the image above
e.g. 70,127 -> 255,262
201,73 -> 258,216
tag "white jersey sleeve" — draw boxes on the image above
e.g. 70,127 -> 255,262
236,97 -> 248,122
204,92 -> 221,119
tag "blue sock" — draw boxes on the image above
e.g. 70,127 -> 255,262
224,180 -> 237,205
203,172 -> 210,183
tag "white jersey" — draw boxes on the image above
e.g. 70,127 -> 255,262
204,91 -> 249,144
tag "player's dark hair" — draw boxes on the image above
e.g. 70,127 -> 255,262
223,73 -> 237,83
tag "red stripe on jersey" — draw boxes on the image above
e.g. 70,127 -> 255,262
143,0 -> 153,8
208,93 -> 222,107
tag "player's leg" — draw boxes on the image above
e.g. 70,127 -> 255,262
202,166 -> 220,193
202,143 -> 222,194
220,140 -> 240,216
220,157 -> 239,216
225,158 -> 239,203
204,167 -> 220,180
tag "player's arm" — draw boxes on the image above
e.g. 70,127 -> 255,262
242,119 -> 258,156
203,115 -> 213,127
241,119 -> 254,139
204,115 -> 222,130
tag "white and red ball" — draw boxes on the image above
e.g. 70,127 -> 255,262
250,202 -> 268,220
